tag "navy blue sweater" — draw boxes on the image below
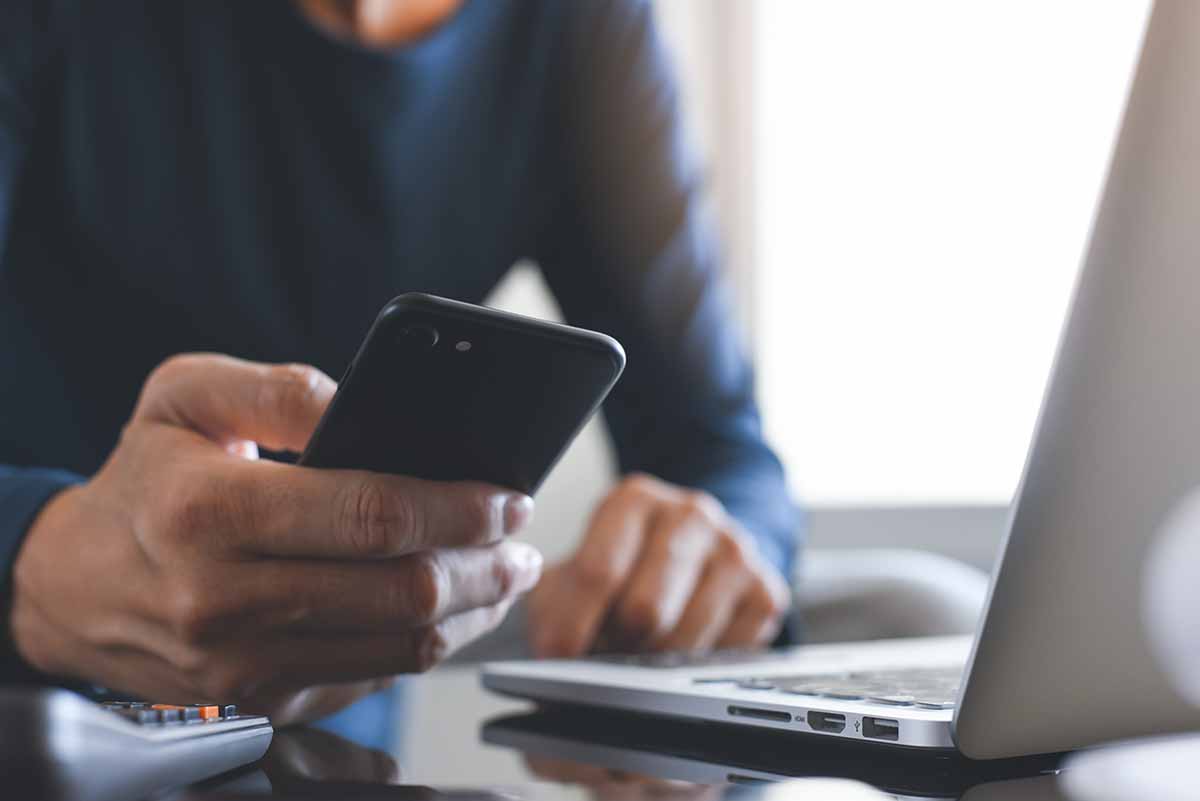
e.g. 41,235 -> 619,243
0,0 -> 799,687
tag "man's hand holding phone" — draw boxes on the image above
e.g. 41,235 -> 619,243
10,354 -> 541,725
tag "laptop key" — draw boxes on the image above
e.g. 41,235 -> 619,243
590,649 -> 784,669
779,685 -> 823,696
914,699 -> 957,709
866,694 -> 916,706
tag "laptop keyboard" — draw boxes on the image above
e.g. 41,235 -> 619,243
587,649 -> 786,669
695,666 -> 962,710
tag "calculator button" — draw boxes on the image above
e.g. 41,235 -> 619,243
113,708 -> 159,723
111,701 -> 237,723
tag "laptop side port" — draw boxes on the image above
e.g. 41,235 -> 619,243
806,711 -> 846,733
727,705 -> 792,723
863,716 -> 900,741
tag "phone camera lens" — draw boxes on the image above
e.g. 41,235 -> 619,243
398,325 -> 439,349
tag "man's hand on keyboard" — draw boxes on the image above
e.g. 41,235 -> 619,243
527,473 -> 790,658
10,353 -> 541,725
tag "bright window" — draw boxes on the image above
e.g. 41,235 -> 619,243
753,1 -> 1151,505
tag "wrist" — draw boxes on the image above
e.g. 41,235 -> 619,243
8,484 -> 85,680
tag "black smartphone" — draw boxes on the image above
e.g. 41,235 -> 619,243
299,293 -> 625,495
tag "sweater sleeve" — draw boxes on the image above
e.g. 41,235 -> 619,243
0,469 -> 83,683
0,0 -> 85,683
536,0 -> 802,578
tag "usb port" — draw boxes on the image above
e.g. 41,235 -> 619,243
863,717 -> 899,741
727,705 -> 792,723
806,711 -> 846,733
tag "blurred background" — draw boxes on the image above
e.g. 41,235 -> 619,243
488,0 -> 1150,572
405,0 -> 1154,776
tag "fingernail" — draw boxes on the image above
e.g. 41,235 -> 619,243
509,543 -> 544,589
502,494 -> 535,535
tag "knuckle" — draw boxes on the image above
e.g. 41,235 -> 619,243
718,531 -> 753,569
681,490 -> 724,524
135,353 -> 216,422
766,577 -> 793,616
203,662 -> 261,701
263,363 -> 324,421
572,558 -> 621,596
482,598 -> 511,631
168,642 -> 211,679
339,480 -> 411,556
532,629 -> 580,660
165,473 -> 224,541
147,353 -> 201,390
407,553 -> 447,623
620,472 -> 660,499
490,553 -> 518,598
411,625 -> 449,673
620,596 -> 663,640
167,584 -> 222,645
139,354 -> 206,412
752,575 -> 791,618
463,490 -> 498,543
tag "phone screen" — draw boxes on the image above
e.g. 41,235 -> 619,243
300,295 -> 624,495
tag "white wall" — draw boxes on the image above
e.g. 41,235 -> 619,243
753,0 -> 1151,506
475,0 -> 1031,588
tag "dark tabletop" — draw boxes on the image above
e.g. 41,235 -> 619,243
160,668 -> 1071,801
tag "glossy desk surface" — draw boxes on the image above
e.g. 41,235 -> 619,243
164,668 -> 1075,801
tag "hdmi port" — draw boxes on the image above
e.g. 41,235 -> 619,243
806,711 -> 846,733
727,705 -> 791,723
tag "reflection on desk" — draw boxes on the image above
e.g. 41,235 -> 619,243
165,724 -> 890,801
173,732 -> 889,801
481,708 -> 1068,801
167,705 -> 1070,801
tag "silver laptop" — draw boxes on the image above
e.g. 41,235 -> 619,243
483,0 -> 1200,759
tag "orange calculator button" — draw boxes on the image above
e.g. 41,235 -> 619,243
198,705 -> 221,720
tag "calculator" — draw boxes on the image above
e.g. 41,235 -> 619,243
0,687 -> 272,800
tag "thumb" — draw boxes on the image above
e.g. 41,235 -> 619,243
133,353 -> 336,453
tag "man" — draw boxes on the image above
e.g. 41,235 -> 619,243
0,0 -> 798,740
